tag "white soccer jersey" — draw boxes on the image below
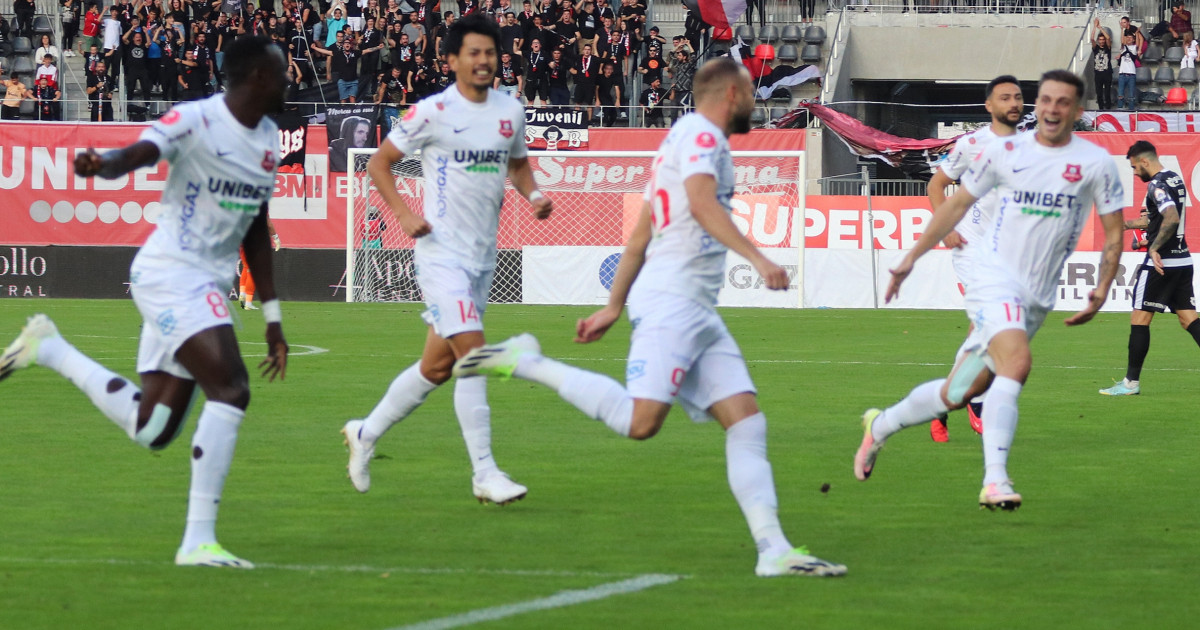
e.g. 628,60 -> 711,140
961,132 -> 1124,310
385,86 -> 528,271
630,113 -> 735,308
939,125 -> 1008,245
132,95 -> 279,288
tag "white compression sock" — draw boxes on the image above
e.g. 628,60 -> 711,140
181,401 -> 244,554
528,358 -> 632,437
361,362 -> 438,445
872,379 -> 949,442
454,376 -> 497,476
981,376 -> 1022,486
36,335 -> 139,439
725,413 -> 791,558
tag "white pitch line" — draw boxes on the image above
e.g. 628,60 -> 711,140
385,574 -> 683,630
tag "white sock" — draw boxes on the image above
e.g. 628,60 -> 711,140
872,379 -> 949,442
550,362 -> 633,437
981,376 -> 1022,486
37,335 -> 139,439
181,401 -> 244,553
515,353 -> 571,390
725,413 -> 791,558
361,362 -> 438,445
454,376 -> 497,477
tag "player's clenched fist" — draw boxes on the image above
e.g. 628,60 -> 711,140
531,195 -> 553,220
753,258 -> 789,291
74,148 -> 104,178
398,213 -> 432,238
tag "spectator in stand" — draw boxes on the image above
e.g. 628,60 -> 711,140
326,4 -> 348,45
123,29 -> 152,105
103,7 -> 125,85
575,0 -> 599,54
85,44 -> 103,75
86,61 -> 115,120
617,0 -> 643,59
389,30 -> 416,78
35,54 -> 59,87
168,0 -> 189,32
13,0 -> 35,38
547,45 -> 570,104
191,31 -> 214,96
431,58 -> 453,93
571,43 -> 600,120
156,20 -> 183,102
346,0 -> 365,33
550,10 -> 579,50
313,34 -> 361,102
501,12 -> 524,54
178,48 -> 203,100
289,17 -> 316,86
82,3 -> 103,57
639,74 -> 665,127
638,43 -> 664,84
495,50 -> 524,99
34,76 -> 61,120
524,37 -> 549,103
2,73 -> 30,120
376,65 -> 407,132
594,0 -> 616,22
1091,21 -> 1114,111
62,0 -> 82,57
1183,31 -> 1198,69
671,34 -> 693,57
1117,32 -> 1139,110
433,11 -> 455,58
524,14 -> 552,54
1121,16 -> 1147,55
360,16 -> 388,99
613,17 -> 634,77
799,0 -> 816,24
666,47 -> 695,121
645,25 -> 666,50
1167,1 -> 1194,48
518,0 -> 538,35
682,3 -> 705,53
595,60 -> 621,125
402,12 -> 427,52
408,52 -> 433,97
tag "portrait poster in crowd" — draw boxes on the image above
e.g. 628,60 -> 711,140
326,104 -> 380,173
524,106 -> 589,150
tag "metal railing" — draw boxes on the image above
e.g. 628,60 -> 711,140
817,174 -> 931,196
825,0 -> 1114,13
820,6 -> 848,104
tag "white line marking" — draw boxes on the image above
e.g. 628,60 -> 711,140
0,556 -> 651,579
70,336 -> 329,358
385,574 -> 683,630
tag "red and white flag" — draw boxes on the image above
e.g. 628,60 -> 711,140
696,0 -> 747,31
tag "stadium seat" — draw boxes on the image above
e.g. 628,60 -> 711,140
781,25 -> 802,44
751,107 -> 767,125
1154,65 -> 1175,84
769,107 -> 789,122
1165,86 -> 1189,104
1135,65 -> 1152,84
777,44 -> 799,63
11,37 -> 31,55
10,56 -> 34,75
31,16 -> 53,36
1178,67 -> 1198,84
759,25 -> 780,44
1164,46 -> 1185,64
735,25 -> 755,43
804,26 -> 826,45
754,43 -> 775,60
1142,43 -> 1163,64
18,98 -> 33,118
801,44 -> 822,62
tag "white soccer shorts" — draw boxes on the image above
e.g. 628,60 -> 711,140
625,291 -> 756,422
130,265 -> 236,379
415,257 -> 494,339
957,281 -> 1048,370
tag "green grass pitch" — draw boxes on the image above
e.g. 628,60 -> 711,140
0,299 -> 1197,629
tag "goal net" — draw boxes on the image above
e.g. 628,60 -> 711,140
346,149 -> 805,307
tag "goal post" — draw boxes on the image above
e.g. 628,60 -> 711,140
346,148 -> 806,307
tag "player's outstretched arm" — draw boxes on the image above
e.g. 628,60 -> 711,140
508,156 -> 553,219
367,139 -> 430,238
1066,211 -> 1125,326
576,204 -> 652,343
243,204 -> 290,380
684,174 -> 788,290
886,186 -> 976,303
74,141 -> 161,179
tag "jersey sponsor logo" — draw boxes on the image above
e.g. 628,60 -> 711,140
207,178 -> 274,202
626,359 -> 646,381
434,156 -> 449,217
499,119 -> 514,138
1012,190 -> 1079,216
179,181 -> 201,250
156,309 -> 177,335
1062,164 -> 1082,183
696,132 -> 716,148
160,109 -> 182,125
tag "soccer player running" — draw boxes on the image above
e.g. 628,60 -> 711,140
341,13 -> 553,505
854,70 -> 1126,511
925,75 -> 1024,443
453,58 -> 847,577
1100,140 -> 1199,395
0,36 -> 290,568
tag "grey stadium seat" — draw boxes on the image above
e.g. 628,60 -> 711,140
1178,67 -> 1198,84
769,107 -> 789,122
759,25 -> 780,44
1154,65 -> 1175,84
804,26 -> 826,45
735,24 -> 755,43
18,99 -> 34,118
781,25 -> 802,44
1135,65 -> 1153,84
11,37 -> 32,55
32,16 -> 53,36
751,107 -> 767,125
801,44 -> 822,62
1164,46 -> 1185,64
777,44 -> 799,63
1142,43 -> 1163,64
10,56 -> 34,75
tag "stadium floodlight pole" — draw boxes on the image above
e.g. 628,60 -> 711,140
862,164 -> 879,309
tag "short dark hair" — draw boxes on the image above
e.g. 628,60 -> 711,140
985,74 -> 1019,100
224,35 -> 279,88
1126,140 -> 1157,159
1038,69 -> 1084,102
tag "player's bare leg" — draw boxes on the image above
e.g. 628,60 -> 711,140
711,393 -> 846,577
977,329 -> 1030,511
172,324 -> 254,568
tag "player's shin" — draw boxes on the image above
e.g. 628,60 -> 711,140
981,376 -> 1022,486
556,366 -> 633,437
725,413 -> 790,558
872,379 -> 949,441
38,335 -> 140,439
181,401 -> 244,554
454,376 -> 497,475
1127,324 -> 1150,382
361,362 -> 437,444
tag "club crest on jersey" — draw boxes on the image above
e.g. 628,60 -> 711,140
160,109 -> 182,125
696,132 -> 716,148
1062,164 -> 1082,183
499,119 -> 514,138
1004,141 -> 1014,151
261,150 -> 276,172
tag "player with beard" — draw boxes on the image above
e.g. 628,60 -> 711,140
1,36 -> 290,568
342,13 -> 553,506
924,75 -> 1024,442
854,70 -> 1125,511
1099,140 -> 1200,396
453,58 -> 847,578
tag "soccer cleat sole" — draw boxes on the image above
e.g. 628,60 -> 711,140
980,498 -> 1022,512
474,491 -> 528,507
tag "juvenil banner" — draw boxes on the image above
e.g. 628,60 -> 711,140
525,106 -> 589,150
